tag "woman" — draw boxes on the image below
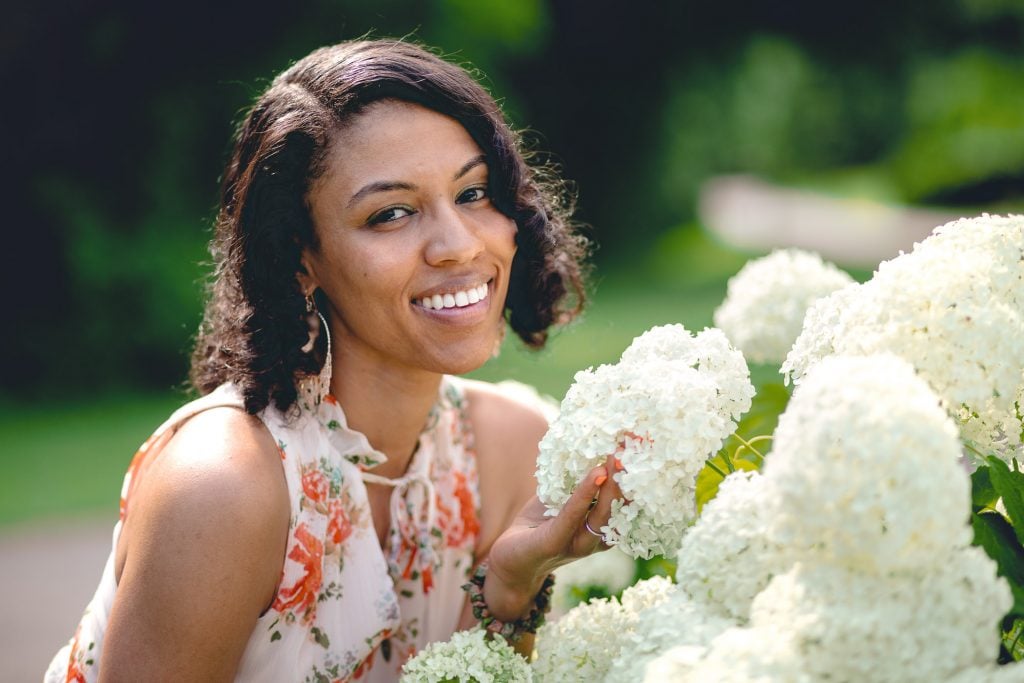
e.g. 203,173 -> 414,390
46,40 -> 622,681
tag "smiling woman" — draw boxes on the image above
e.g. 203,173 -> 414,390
44,40 -> 620,683
301,101 -> 517,381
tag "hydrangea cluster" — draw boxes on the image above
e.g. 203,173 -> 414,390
604,586 -> 734,683
713,248 -> 854,365
533,577 -> 675,682
742,551 -> 1011,682
596,352 -> 1011,681
674,470 -> 788,620
643,627 -> 802,683
531,597 -> 627,682
782,214 -> 1024,462
399,628 -> 531,683
766,354 -> 972,570
536,324 -> 754,558
551,547 -> 637,615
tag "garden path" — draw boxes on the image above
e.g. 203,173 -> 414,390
0,515 -> 111,682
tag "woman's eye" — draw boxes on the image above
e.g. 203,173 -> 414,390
367,206 -> 414,226
456,186 -> 488,204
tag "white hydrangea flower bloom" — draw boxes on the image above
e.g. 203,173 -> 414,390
642,627 -> 806,683
534,577 -> 675,682
606,585 -> 734,683
619,575 -> 676,614
782,214 -> 1024,462
713,248 -> 854,365
551,547 -> 636,615
399,628 -> 531,683
766,354 -> 972,571
944,663 -> 1024,682
675,470 -> 789,620
537,325 -> 754,558
532,597 -> 629,682
745,551 -> 1011,683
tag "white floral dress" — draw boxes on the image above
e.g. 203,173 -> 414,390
46,377 -> 481,682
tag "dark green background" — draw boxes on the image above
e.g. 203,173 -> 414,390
2,0 -> 1022,523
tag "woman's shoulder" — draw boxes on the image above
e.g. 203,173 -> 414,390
105,405 -> 291,677
117,404 -> 290,583
457,378 -> 555,450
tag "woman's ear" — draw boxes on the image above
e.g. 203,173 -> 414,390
296,251 -> 318,296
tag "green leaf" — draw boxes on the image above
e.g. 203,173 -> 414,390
987,457 -> 1024,543
1004,618 -> 1024,662
696,454 -> 758,513
695,382 -> 790,513
734,382 -> 791,439
972,511 -> 1024,617
972,466 -> 999,513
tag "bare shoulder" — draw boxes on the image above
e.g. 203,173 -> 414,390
460,379 -> 551,468
106,406 -> 289,679
127,406 -> 289,540
460,380 -> 551,535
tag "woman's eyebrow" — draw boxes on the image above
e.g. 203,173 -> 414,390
346,155 -> 487,209
453,155 -> 487,180
346,180 -> 415,208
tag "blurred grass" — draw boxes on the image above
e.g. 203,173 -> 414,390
0,393 -> 183,526
1,228 -> 780,527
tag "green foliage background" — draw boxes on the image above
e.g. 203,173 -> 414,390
2,0 -> 1023,524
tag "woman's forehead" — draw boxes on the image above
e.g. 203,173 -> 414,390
311,99 -> 487,202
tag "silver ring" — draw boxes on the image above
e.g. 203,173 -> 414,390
584,514 -> 605,542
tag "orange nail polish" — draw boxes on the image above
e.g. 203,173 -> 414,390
595,474 -> 608,486
614,458 -> 625,471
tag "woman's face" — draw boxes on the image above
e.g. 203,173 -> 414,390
301,100 -> 517,378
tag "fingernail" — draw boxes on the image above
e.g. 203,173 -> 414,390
595,470 -> 608,486
614,457 -> 624,471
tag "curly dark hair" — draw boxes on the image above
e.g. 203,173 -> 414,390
190,40 -> 589,415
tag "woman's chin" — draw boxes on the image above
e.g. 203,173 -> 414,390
420,342 -> 499,377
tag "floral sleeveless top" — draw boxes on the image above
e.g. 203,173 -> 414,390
45,377 -> 481,682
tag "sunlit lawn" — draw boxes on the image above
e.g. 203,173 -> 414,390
1,229 -> 772,527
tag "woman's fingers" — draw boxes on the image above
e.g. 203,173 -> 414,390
546,465 -> 607,543
581,455 -> 620,544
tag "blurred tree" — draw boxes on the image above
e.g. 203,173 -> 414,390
1,0 -> 1021,399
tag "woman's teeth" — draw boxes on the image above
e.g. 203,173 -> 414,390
419,284 -> 489,310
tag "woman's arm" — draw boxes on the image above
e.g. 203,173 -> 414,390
463,382 -> 623,652
100,408 -> 290,682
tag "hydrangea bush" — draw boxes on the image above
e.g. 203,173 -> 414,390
399,628 -> 531,683
782,214 -> 1024,463
402,214 -> 1024,682
536,324 -> 754,558
714,248 -> 853,365
532,577 -> 675,682
551,546 -> 636,615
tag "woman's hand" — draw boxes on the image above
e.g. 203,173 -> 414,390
481,454 -> 625,621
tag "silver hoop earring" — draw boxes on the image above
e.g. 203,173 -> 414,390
299,296 -> 333,406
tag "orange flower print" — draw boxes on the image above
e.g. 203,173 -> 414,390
272,523 -> 323,624
301,468 -> 329,505
452,471 -> 480,544
421,564 -> 434,594
352,629 -> 391,680
437,471 -> 480,549
327,498 -> 352,546
65,627 -> 87,683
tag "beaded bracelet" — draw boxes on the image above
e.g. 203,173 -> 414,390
461,561 -> 556,642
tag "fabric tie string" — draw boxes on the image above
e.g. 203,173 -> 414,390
361,468 -> 439,589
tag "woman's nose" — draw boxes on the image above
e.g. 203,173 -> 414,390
423,206 -> 485,266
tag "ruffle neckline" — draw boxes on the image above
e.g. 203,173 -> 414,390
303,378 -> 458,584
